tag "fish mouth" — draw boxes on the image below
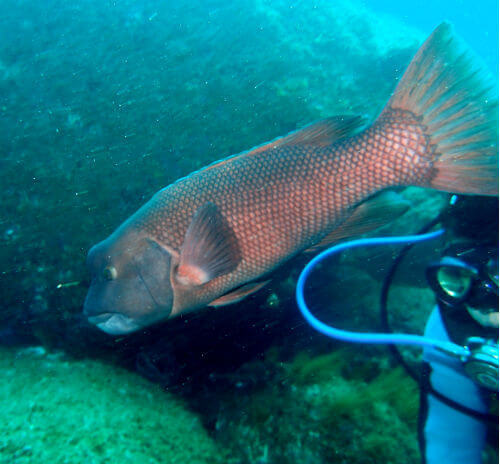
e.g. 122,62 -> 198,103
87,312 -> 142,335
87,312 -> 115,325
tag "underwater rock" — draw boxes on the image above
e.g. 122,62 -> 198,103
0,347 -> 227,463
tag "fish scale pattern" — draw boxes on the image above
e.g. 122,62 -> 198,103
131,109 -> 432,307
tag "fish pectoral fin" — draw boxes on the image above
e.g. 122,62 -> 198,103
306,191 -> 411,252
208,280 -> 271,307
174,202 -> 241,286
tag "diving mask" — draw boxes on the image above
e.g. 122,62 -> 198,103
426,247 -> 499,328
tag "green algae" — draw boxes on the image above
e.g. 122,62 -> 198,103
284,349 -> 421,463
0,347 -> 228,463
213,347 -> 420,463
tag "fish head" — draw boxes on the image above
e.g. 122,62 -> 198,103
83,228 -> 174,335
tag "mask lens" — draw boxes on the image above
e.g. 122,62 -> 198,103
486,258 -> 499,287
436,266 -> 474,299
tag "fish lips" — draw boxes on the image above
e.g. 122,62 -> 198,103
87,312 -> 142,335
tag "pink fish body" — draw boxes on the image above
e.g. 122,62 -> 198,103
84,23 -> 498,335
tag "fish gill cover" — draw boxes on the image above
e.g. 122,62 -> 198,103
0,0 -> 498,463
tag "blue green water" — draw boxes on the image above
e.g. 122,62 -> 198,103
0,0 -> 497,463
366,0 -> 498,74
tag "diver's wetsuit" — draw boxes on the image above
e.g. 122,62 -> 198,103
419,306 -> 492,464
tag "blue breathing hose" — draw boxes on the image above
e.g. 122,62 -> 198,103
296,229 -> 470,358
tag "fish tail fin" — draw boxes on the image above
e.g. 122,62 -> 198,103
380,22 -> 498,196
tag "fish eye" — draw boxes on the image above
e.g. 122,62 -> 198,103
102,266 -> 117,281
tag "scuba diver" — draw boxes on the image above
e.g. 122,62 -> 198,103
419,241 -> 498,463
296,198 -> 499,464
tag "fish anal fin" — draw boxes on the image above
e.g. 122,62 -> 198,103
175,202 -> 241,286
306,191 -> 410,252
208,280 -> 270,307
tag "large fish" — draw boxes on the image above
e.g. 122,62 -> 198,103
84,23 -> 498,335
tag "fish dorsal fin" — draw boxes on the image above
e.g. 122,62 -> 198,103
280,115 -> 367,146
204,115 -> 366,172
208,280 -> 270,307
306,191 -> 410,252
244,115 -> 367,156
174,202 -> 241,286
